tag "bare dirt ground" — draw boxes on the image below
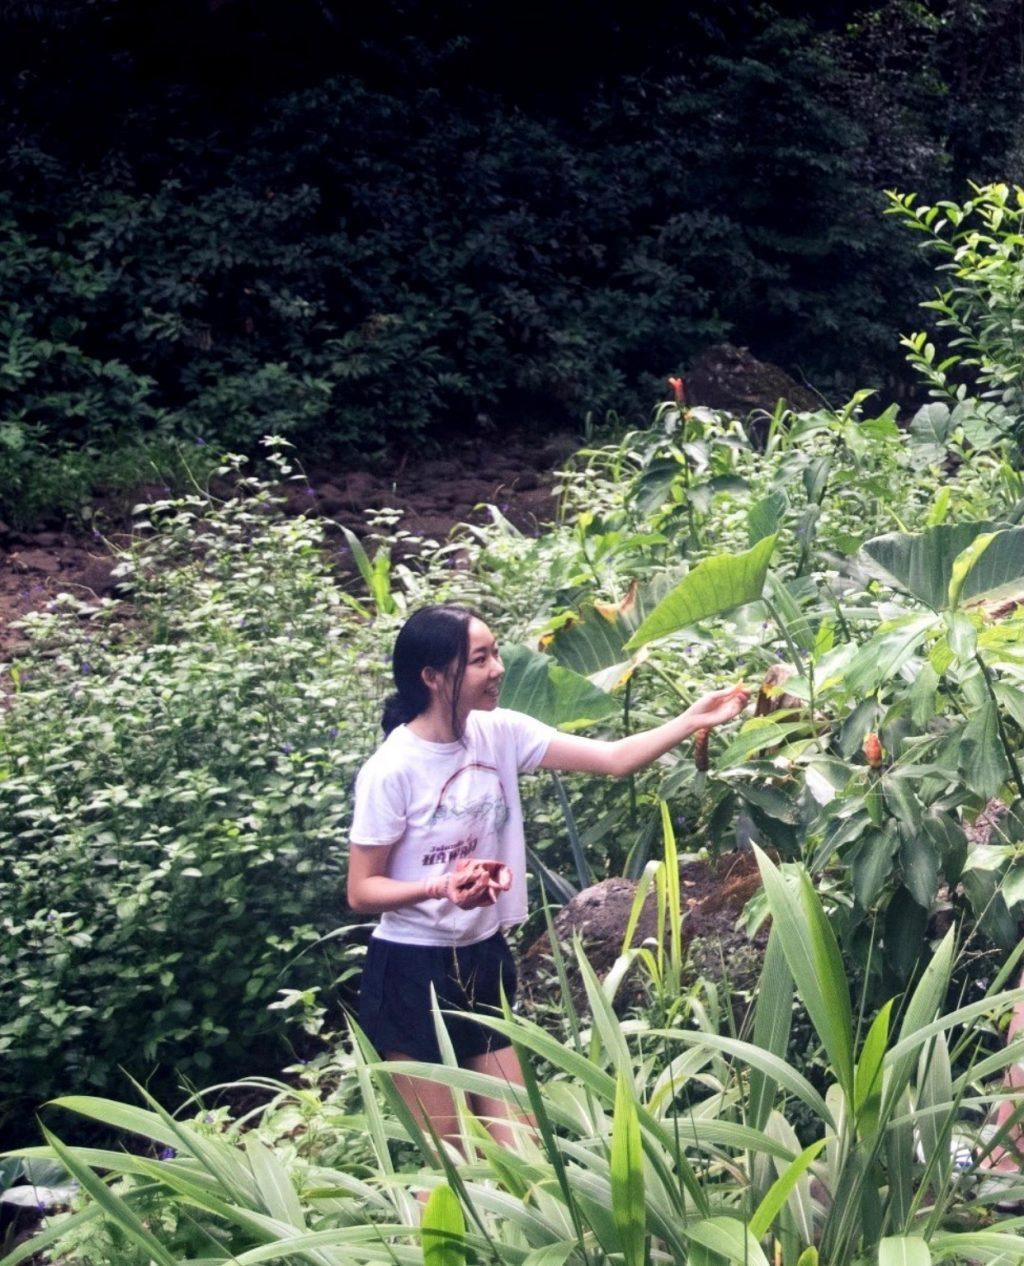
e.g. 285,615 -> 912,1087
0,431 -> 576,660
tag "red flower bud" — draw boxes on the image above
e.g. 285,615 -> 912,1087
668,376 -> 685,405
863,733 -> 884,768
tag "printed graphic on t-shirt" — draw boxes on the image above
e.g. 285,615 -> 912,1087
421,762 -> 510,867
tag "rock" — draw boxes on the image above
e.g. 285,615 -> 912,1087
518,853 -> 767,1017
74,560 -> 122,598
342,471 -> 384,508
27,531 -> 61,548
312,482 -> 346,514
13,549 -> 61,575
686,343 -> 819,417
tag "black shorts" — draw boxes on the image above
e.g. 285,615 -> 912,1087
357,930 -> 517,1064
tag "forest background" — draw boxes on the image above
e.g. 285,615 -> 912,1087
1,0 -> 1023,526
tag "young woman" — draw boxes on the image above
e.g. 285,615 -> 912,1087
348,603 -> 749,1148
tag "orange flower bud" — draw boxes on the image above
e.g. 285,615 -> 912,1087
694,728 -> 710,772
863,733 -> 884,768
667,376 -> 685,405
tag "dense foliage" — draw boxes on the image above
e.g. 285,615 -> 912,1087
1,0 -> 1023,524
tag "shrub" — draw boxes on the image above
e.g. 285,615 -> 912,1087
0,448 -> 393,1138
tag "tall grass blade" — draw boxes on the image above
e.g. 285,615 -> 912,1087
38,1126 -> 177,1266
748,1139 -> 827,1240
878,1235 -> 931,1266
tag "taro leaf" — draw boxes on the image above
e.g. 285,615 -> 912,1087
499,645 -> 617,731
731,779 -> 802,824
625,534 -> 777,650
542,572 -> 682,689
958,702 -> 1011,801
748,492 -> 788,545
861,522 -> 1003,612
908,402 -> 953,465
955,527 -> 1024,609
899,828 -> 940,910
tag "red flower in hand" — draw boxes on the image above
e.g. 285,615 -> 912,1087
667,376 -> 685,405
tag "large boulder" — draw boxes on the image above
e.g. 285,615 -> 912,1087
518,851 -> 768,1016
686,343 -> 819,417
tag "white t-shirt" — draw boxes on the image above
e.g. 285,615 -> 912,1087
349,708 -> 556,946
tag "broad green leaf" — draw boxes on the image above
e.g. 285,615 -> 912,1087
499,644 -> 617,730
684,1218 -> 771,1266
422,1184 -> 466,1266
842,614 -> 934,695
861,522 -> 1002,611
879,1235 -> 931,1266
748,492 -> 788,545
610,1070 -> 646,1266
959,701 -> 1011,800
957,527 -> 1024,608
625,535 -> 776,650
948,532 -> 998,608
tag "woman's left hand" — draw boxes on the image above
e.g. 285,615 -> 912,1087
685,684 -> 750,731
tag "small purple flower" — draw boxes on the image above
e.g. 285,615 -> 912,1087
195,436 -> 206,447
46,912 -> 55,921
92,529 -> 102,539
280,742 -> 294,754
36,1199 -> 47,1211
158,1147 -> 176,1161
81,662 -> 92,675
305,486 -> 316,498
328,727 -> 339,739
204,1113 -> 214,1124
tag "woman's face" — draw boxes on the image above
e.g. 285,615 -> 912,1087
451,617 -> 504,714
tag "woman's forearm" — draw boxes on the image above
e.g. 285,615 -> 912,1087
606,710 -> 702,777
347,875 -> 435,915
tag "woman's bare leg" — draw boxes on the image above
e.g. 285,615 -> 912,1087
986,975 -> 1024,1170
385,1051 -> 461,1153
466,1044 -> 534,1148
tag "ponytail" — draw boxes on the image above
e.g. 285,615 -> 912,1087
381,604 -> 478,737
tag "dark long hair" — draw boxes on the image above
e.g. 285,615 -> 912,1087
381,604 -> 479,738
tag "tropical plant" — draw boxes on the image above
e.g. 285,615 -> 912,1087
11,848 -> 1024,1266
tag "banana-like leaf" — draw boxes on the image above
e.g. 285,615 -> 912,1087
879,1236 -> 932,1266
422,1184 -> 466,1266
499,644 -> 617,730
624,535 -> 777,650
859,522 -> 1004,611
684,1217 -> 772,1266
753,848 -> 855,1104
610,1070 -> 646,1266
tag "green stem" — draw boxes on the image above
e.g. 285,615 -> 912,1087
974,652 -> 1024,802
763,595 -> 805,677
647,660 -> 692,704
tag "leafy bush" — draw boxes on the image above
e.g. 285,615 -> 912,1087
0,446 -> 400,1137
889,182 -> 1024,448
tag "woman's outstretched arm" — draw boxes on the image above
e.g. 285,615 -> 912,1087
537,685 -> 748,778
